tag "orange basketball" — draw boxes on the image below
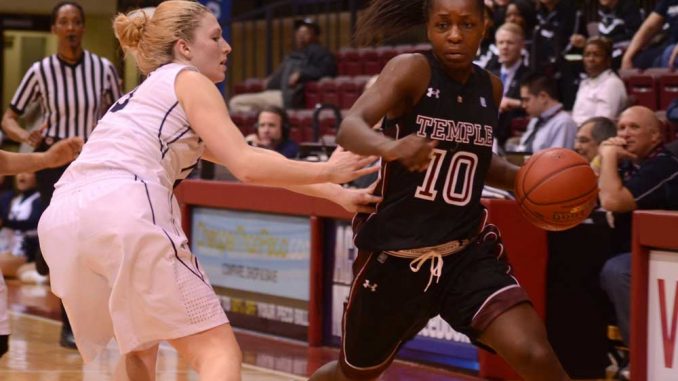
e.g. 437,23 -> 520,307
514,148 -> 599,231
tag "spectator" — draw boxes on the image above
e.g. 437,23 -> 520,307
245,106 -> 299,158
569,0 -> 642,69
505,0 -> 537,45
514,72 -> 577,153
0,1 -> 121,350
598,106 -> 678,380
571,37 -> 627,126
229,18 -> 336,112
486,23 -> 530,148
0,173 -> 42,278
621,0 -> 678,69
475,4 -> 499,67
574,116 -> 617,174
532,0 -> 579,72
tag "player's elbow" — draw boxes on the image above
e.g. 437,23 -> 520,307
230,164 -> 258,184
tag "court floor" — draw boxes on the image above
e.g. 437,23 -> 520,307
1,280 -> 483,381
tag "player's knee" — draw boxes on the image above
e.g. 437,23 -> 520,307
194,343 -> 242,377
508,338 -> 554,368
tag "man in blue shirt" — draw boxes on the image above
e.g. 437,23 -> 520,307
598,106 -> 678,379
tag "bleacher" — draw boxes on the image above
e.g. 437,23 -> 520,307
230,44 -> 678,146
229,44 -> 433,143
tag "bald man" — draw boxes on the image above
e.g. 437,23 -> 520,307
598,106 -> 678,365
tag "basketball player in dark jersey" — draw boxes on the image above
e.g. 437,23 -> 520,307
308,0 -> 571,380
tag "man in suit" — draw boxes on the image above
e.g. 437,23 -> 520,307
487,22 -> 530,149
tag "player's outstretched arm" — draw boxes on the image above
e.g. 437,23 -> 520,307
0,137 -> 82,175
178,70 -> 376,186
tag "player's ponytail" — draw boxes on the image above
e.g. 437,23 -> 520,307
354,0 -> 431,46
112,0 -> 208,75
113,9 -> 148,52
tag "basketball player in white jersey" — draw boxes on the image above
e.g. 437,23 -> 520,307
37,1 -> 381,380
0,137 -> 82,358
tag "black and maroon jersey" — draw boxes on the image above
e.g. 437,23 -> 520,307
354,52 -> 498,251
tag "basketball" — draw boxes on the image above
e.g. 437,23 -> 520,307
514,148 -> 599,231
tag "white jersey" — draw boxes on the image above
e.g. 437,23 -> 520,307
58,63 -> 204,189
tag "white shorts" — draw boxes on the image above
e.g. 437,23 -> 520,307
38,174 -> 228,362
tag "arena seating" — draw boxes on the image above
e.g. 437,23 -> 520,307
231,45 -> 678,145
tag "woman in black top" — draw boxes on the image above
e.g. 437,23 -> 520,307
308,0 -> 570,380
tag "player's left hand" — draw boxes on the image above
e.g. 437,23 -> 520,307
45,137 -> 84,168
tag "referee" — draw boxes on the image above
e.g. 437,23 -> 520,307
0,1 -> 121,349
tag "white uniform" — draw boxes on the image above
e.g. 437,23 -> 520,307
38,63 -> 228,362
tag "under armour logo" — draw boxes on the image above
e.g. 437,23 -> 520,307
362,279 -> 378,292
480,97 -> 487,108
426,87 -> 440,98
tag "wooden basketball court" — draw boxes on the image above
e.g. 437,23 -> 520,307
1,279 -> 486,381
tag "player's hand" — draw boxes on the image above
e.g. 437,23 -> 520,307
44,137 -> 84,168
599,137 -> 636,161
326,146 -> 380,184
334,186 -> 383,213
380,135 -> 437,172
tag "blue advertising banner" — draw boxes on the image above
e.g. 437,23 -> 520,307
191,208 -> 311,301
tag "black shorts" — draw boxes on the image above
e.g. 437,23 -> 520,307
339,224 -> 530,379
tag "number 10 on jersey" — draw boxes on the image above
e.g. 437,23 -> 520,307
415,149 -> 478,206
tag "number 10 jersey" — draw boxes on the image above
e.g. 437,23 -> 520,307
354,52 -> 498,252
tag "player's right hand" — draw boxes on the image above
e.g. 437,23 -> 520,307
326,146 -> 380,184
45,137 -> 84,168
381,135 -> 437,172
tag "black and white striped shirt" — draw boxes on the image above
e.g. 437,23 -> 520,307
9,50 -> 122,140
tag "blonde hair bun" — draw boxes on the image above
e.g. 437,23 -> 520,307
113,8 -> 154,51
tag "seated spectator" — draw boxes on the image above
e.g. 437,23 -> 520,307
504,0 -> 537,46
569,0 -> 642,69
229,18 -> 336,112
574,116 -> 617,174
486,23 -> 530,147
512,72 -> 577,152
572,37 -> 627,125
532,0 -> 579,72
0,172 -> 42,278
245,106 -> 300,158
621,0 -> 678,69
474,4 -> 499,67
598,106 -> 678,380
